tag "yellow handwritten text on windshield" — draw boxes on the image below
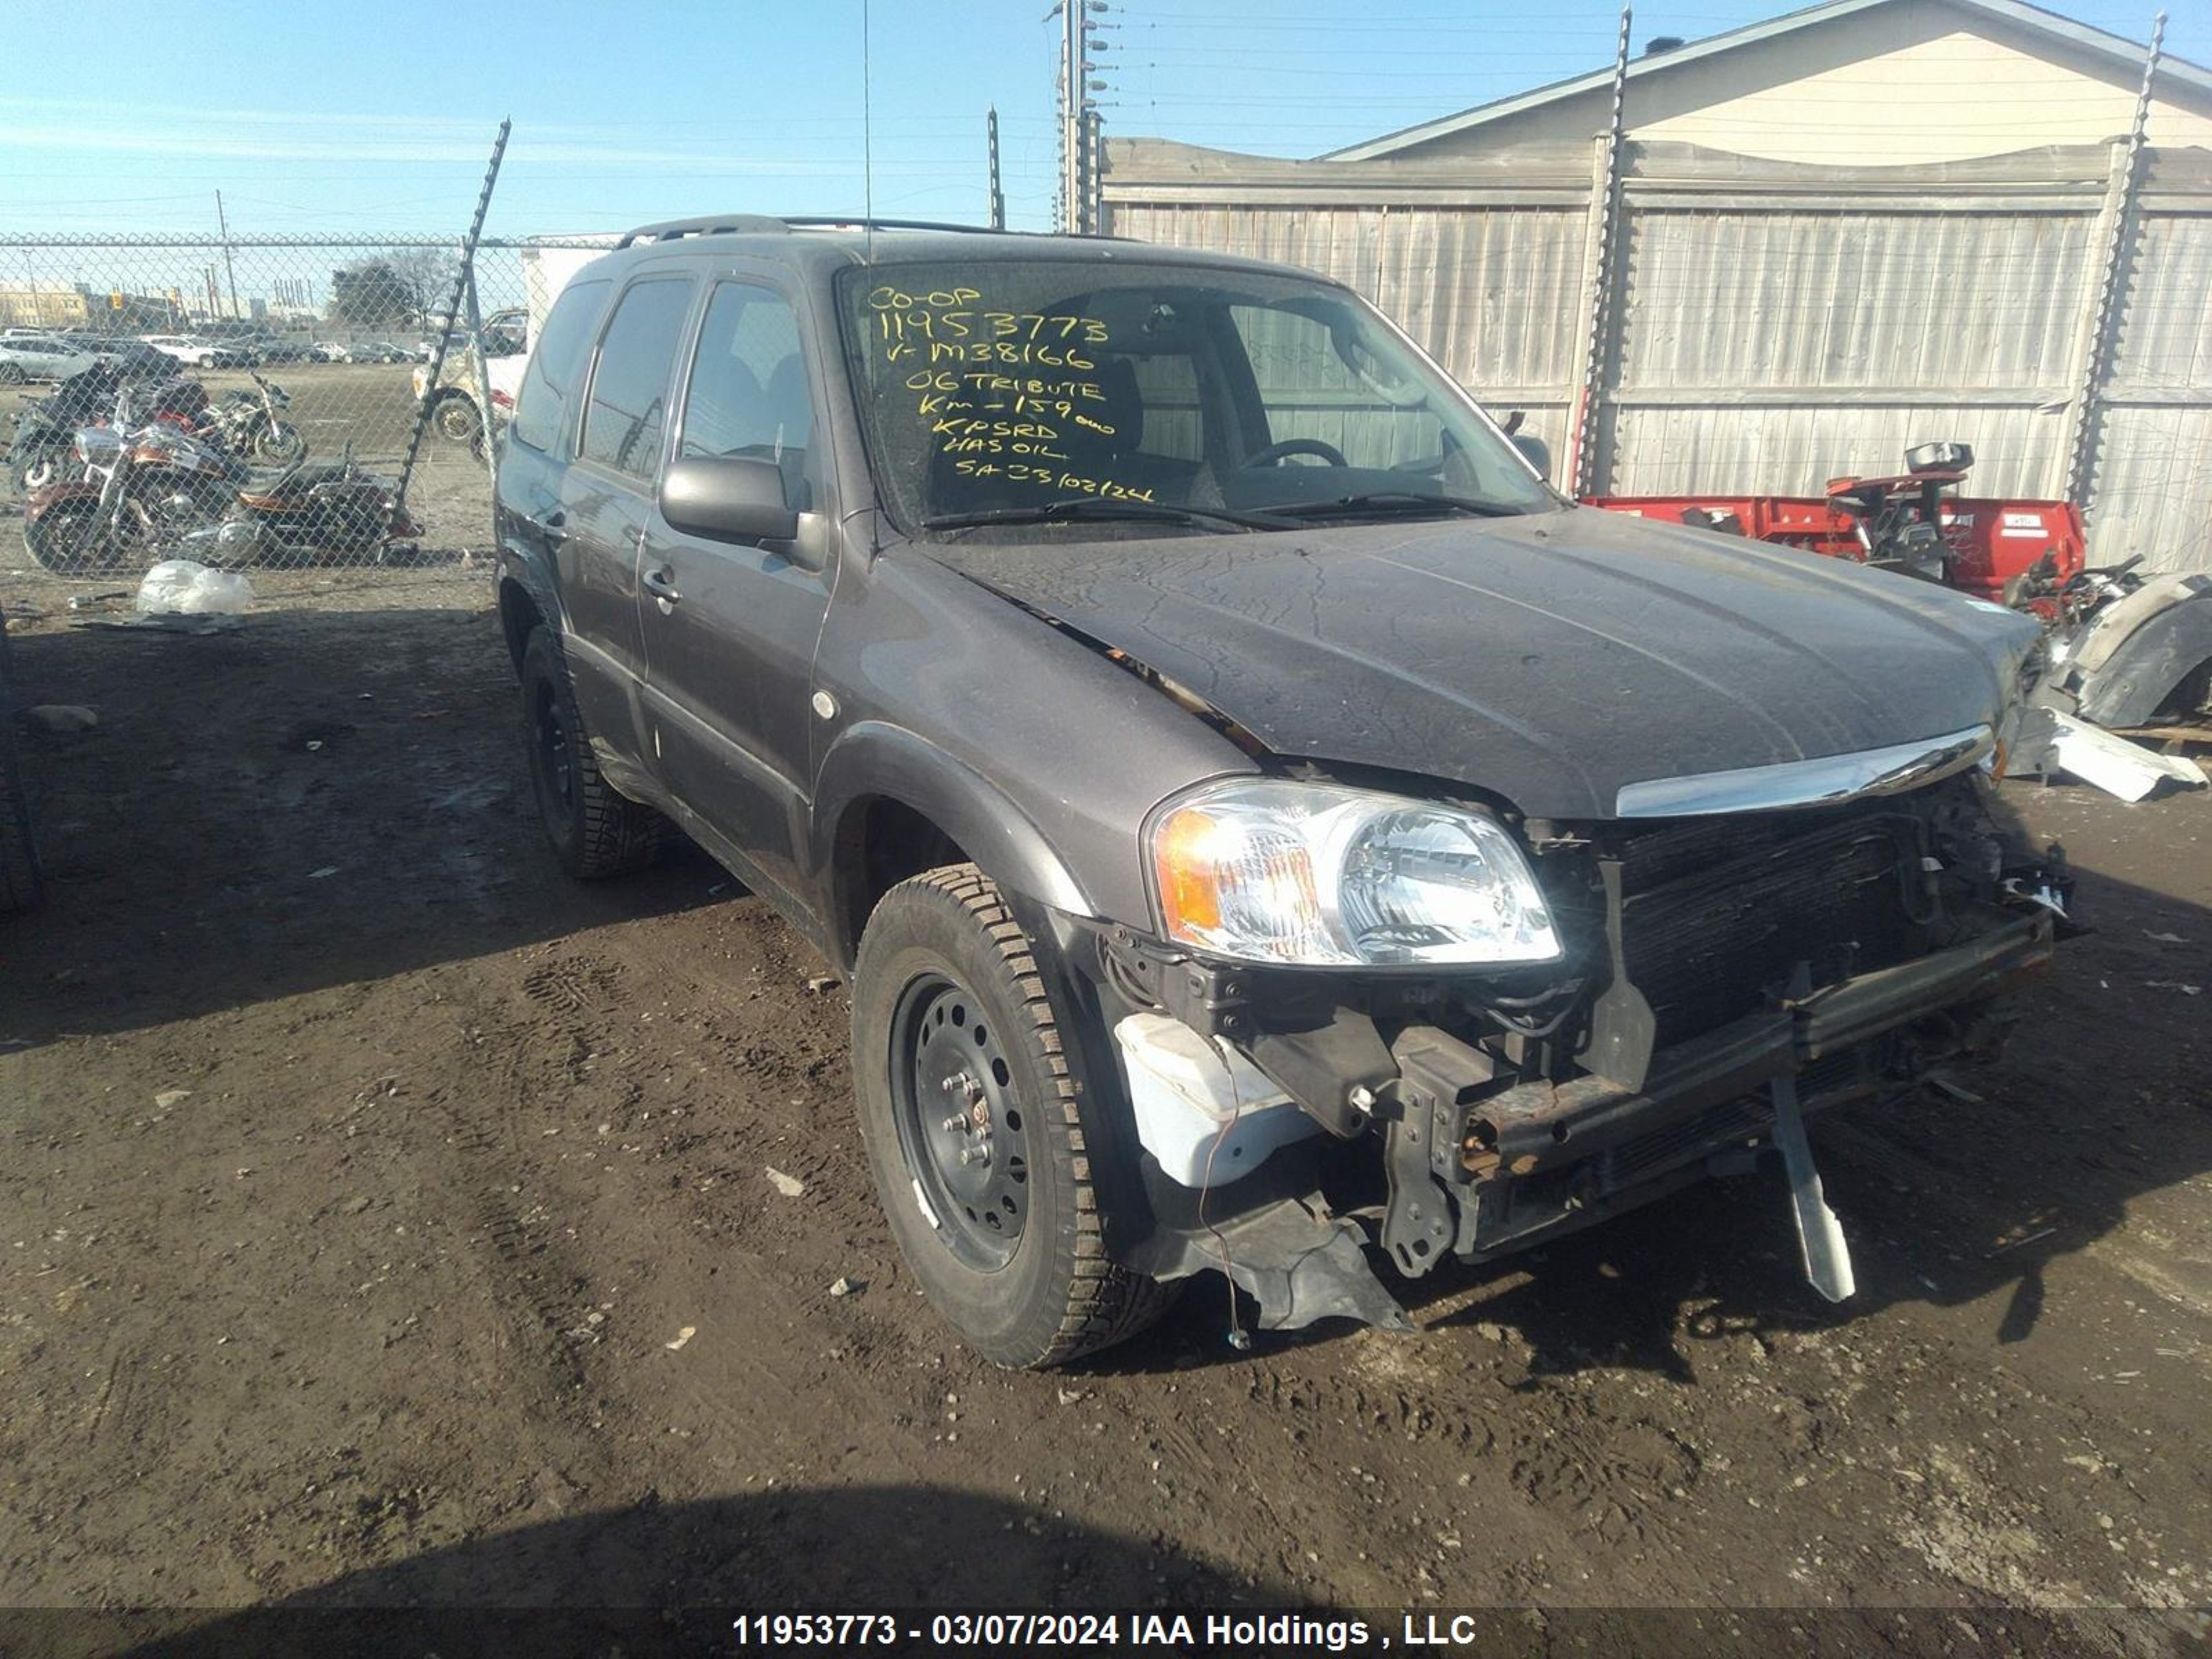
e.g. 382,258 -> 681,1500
868,284 -> 1152,505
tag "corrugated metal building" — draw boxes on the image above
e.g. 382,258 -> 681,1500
1098,0 -> 2212,574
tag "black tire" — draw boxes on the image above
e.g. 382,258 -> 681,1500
433,393 -> 482,444
0,364 -> 24,386
852,864 -> 1175,1369
22,498 -> 126,577
0,615 -> 44,915
520,626 -> 660,879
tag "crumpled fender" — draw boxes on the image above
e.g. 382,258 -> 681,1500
2070,574 -> 2212,728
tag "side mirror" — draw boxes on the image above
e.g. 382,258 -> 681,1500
1510,432 -> 1552,482
660,456 -> 798,545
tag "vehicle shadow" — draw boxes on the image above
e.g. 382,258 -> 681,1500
0,604 -> 732,1048
26,1485 -> 1282,1659
8,1486 -> 2132,1659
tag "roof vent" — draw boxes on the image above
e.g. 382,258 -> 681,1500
1644,35 -> 1685,55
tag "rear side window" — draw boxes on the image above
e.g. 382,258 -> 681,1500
510,277 -> 609,454
579,277 -> 695,480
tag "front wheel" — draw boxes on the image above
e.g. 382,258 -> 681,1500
252,421 -> 306,464
16,449 -> 64,493
852,865 -> 1174,1368
23,498 -> 128,576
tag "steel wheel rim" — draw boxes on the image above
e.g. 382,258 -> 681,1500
533,680 -> 575,817
888,971 -> 1030,1271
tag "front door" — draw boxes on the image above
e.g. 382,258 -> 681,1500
637,278 -> 834,907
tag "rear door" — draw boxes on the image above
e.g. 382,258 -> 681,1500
552,272 -> 695,758
637,276 -> 834,906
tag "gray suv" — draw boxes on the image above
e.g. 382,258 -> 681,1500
494,216 -> 2069,1367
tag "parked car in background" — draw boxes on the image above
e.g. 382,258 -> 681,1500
494,217 -> 2072,1369
350,341 -> 416,365
138,335 -> 247,370
78,341 -> 178,379
221,334 -> 319,366
310,341 -> 352,362
411,307 -> 530,442
0,335 -> 100,384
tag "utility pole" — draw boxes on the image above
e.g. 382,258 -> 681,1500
214,190 -> 240,320
987,106 -> 1006,230
1060,0 -> 1082,232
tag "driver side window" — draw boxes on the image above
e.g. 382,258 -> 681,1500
1229,302 -> 1441,476
680,283 -> 817,511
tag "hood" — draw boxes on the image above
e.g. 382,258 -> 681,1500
921,505 -> 2042,821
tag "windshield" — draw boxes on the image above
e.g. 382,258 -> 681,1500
834,258 -> 1553,536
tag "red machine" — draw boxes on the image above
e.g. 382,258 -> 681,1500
1585,442 -> 2086,615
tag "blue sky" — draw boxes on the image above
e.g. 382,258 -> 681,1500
0,0 -> 2200,242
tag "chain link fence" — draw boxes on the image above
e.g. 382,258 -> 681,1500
0,233 -> 615,589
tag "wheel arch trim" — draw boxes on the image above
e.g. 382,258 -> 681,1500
813,722 -> 1097,969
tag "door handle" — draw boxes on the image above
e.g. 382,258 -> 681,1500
641,568 -> 682,604
520,507 -> 567,543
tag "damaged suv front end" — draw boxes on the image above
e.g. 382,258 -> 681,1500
1087,748 -> 2064,1327
822,241 -> 2070,1351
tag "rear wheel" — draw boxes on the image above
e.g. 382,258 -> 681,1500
520,626 -> 661,879
0,364 -> 23,386
852,864 -> 1174,1368
433,393 -> 482,444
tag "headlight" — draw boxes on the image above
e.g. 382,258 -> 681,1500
1149,780 -> 1562,967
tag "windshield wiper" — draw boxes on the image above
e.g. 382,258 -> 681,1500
1267,490 -> 1526,521
921,498 -> 1288,535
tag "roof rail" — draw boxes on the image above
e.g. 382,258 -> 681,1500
780,216 -> 1006,236
615,214 -> 790,249
616,214 -> 1021,250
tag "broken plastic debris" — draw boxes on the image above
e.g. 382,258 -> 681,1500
765,1166 -> 806,1199
664,1326 -> 696,1351
828,1276 -> 860,1298
308,866 -> 339,880
153,1089 -> 191,1110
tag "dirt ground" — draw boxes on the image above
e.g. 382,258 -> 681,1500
0,579 -> 2207,1656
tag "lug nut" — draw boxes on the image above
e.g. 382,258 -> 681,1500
957,1147 -> 991,1168
941,1115 -> 967,1133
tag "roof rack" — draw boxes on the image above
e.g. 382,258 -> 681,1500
615,215 -> 789,249
615,214 -> 1014,250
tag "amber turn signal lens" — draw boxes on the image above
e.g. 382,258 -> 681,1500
1153,806 -> 1224,937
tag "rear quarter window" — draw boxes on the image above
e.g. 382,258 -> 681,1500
511,277 -> 611,455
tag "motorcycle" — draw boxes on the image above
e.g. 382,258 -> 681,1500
205,371 -> 306,465
10,366 -> 214,493
21,402 -> 418,576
